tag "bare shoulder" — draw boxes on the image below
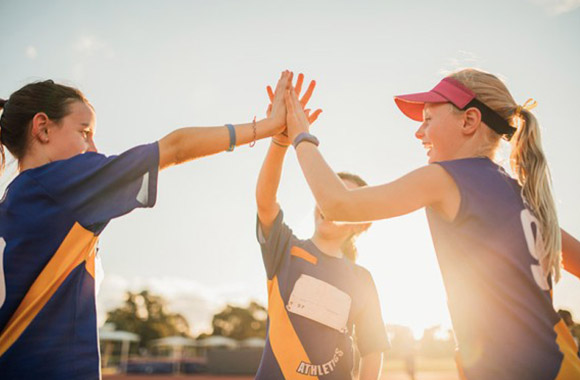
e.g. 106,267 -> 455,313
419,164 -> 461,221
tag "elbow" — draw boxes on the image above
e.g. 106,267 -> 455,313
159,130 -> 184,169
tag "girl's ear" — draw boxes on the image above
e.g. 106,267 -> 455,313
462,107 -> 482,136
30,112 -> 51,144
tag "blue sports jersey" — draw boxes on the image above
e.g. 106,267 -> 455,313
428,157 -> 580,380
256,211 -> 389,379
0,143 -> 159,380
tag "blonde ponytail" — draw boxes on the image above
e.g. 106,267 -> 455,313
341,234 -> 358,262
337,172 -> 371,263
510,108 -> 561,281
450,69 -> 562,282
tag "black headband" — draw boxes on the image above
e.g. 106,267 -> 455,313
462,98 -> 516,140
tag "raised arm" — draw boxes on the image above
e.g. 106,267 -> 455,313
256,139 -> 290,238
257,74 -> 321,238
562,229 -> 580,279
284,87 -> 459,222
158,71 -> 291,170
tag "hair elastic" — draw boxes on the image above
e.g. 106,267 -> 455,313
514,98 -> 538,119
272,138 -> 290,148
225,124 -> 236,152
293,132 -> 319,149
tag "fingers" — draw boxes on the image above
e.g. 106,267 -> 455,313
284,89 -> 294,113
266,104 -> 272,117
267,86 -> 274,102
308,109 -> 323,124
274,70 -> 290,94
300,80 -> 316,107
294,73 -> 304,96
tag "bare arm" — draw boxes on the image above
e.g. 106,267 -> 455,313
294,142 -> 459,222
158,118 -> 279,170
158,71 -> 291,170
256,73 -> 322,237
359,352 -> 383,380
562,229 -> 580,279
284,86 -> 458,222
256,141 -> 289,238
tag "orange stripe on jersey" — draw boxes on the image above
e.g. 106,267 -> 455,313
0,222 -> 98,357
268,276 -> 318,380
291,246 -> 318,265
554,319 -> 580,379
85,245 -> 98,279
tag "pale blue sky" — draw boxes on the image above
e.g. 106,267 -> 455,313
1,0 -> 579,336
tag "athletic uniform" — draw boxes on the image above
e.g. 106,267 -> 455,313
256,210 -> 389,379
0,143 -> 159,380
428,157 -> 580,380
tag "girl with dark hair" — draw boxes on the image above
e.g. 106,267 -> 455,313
255,73 -> 389,379
0,72 -> 294,379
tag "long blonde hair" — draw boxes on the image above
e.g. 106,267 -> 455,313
449,68 -> 562,282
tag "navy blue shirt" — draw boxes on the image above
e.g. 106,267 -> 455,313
428,158 -> 580,380
256,210 -> 389,379
0,143 -> 159,380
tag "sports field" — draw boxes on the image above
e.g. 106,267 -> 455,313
104,372 -> 458,380
103,358 -> 460,380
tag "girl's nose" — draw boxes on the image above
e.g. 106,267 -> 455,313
415,123 -> 426,140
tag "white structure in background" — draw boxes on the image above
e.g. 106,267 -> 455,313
99,323 -> 140,373
151,336 -> 199,374
240,337 -> 266,348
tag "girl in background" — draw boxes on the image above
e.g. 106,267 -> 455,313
255,74 -> 389,380
0,71 -> 291,379
284,68 -> 580,379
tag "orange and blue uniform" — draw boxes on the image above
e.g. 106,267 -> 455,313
256,210 -> 389,379
429,158 -> 580,380
0,143 -> 159,379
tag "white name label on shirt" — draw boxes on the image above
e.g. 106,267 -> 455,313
287,274 -> 351,332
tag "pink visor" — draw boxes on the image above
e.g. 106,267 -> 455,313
394,77 -> 476,122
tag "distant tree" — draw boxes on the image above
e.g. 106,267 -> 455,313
386,325 -> 416,358
209,301 -> 267,340
106,290 -> 191,350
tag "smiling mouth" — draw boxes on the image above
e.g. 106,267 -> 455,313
422,142 -> 432,154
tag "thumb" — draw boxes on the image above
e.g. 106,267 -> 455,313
266,86 -> 274,102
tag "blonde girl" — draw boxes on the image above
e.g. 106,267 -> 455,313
284,68 -> 580,380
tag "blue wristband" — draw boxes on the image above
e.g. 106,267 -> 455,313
293,132 -> 319,149
225,124 -> 236,152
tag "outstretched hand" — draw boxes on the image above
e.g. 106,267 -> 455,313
266,72 -> 322,145
284,82 -> 317,142
268,71 -> 293,134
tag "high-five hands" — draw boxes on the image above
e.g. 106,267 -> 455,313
266,72 -> 322,145
267,70 -> 293,135
284,74 -> 320,142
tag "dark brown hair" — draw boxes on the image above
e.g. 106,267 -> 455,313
0,80 -> 88,174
